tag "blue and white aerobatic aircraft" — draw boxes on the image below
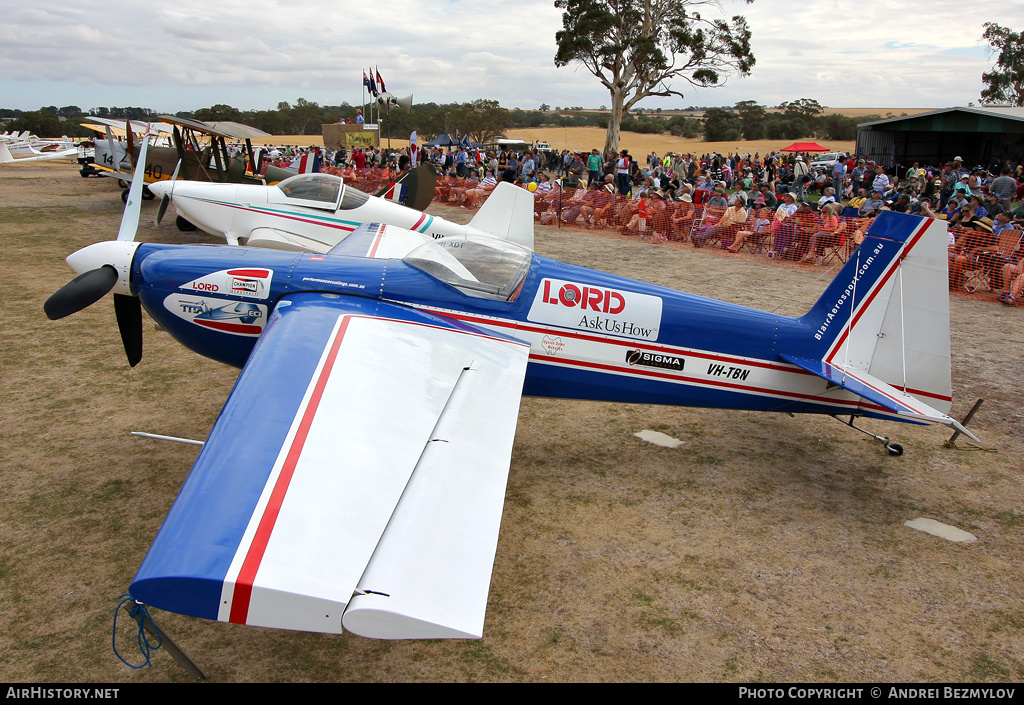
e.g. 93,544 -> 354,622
45,132 -> 975,640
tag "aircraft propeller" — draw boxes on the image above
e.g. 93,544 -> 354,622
154,159 -> 182,227
44,126 -> 152,367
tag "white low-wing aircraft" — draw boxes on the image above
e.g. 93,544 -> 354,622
147,173 -> 536,251
0,140 -> 78,164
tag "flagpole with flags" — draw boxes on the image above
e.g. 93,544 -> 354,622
376,65 -> 391,152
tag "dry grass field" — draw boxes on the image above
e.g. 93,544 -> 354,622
2,161 -> 1022,683
254,127 -> 855,158
505,127 -> 855,159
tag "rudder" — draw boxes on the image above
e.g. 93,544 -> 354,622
797,211 -> 952,412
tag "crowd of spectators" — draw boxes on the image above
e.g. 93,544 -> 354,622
232,141 -> 1024,306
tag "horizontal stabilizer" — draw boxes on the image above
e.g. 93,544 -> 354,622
468,182 -> 535,250
246,227 -> 334,252
327,222 -> 432,260
781,354 -> 978,442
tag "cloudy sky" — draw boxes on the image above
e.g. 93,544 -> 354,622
0,0 -> 998,114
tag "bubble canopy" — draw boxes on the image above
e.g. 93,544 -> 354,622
403,236 -> 532,301
273,173 -> 369,210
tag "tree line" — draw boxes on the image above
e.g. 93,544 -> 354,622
3,98 -> 880,144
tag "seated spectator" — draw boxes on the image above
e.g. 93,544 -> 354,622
966,217 -> 997,248
818,187 -> 837,208
705,187 -> 728,209
624,192 -> 658,239
559,185 -> 589,224
859,190 -> 886,217
693,196 -> 747,248
984,191 -> 1005,219
448,176 -> 476,206
915,198 -> 940,219
532,179 -> 565,223
801,203 -> 847,264
779,201 -> 819,260
998,236 -> 1024,304
948,202 -> 980,230
847,188 -> 868,211
463,170 -> 498,208
968,194 -> 988,220
580,182 -> 612,228
591,175 -> 620,225
950,218 -> 998,288
851,215 -> 875,247
941,194 -> 965,220
727,206 -> 773,253
890,194 -> 911,213
670,193 -> 696,241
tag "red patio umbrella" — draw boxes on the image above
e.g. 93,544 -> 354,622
780,142 -> 829,153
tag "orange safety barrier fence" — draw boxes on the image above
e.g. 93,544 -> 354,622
320,166 -> 1024,309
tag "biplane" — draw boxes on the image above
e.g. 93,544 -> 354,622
45,133 -> 975,640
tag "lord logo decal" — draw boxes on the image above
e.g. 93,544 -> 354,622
180,268 -> 274,300
528,278 -> 663,341
163,294 -> 268,336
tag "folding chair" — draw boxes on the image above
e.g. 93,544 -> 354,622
692,205 -> 725,247
741,218 -> 774,255
974,228 -> 1022,293
821,220 -> 850,265
720,210 -> 750,251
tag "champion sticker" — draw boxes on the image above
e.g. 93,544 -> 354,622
180,268 -> 274,300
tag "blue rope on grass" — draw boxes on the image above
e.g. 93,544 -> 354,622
112,594 -> 162,669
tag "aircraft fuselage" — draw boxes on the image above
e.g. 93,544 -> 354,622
130,242 -> 897,424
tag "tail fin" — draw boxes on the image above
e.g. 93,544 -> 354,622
467,182 -> 535,250
789,211 -> 974,438
0,142 -> 13,163
373,164 -> 436,212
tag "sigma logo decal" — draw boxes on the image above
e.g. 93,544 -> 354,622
528,278 -> 663,341
626,349 -> 684,371
163,293 -> 268,336
180,268 -> 274,299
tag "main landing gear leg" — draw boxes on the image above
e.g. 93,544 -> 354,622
831,415 -> 904,456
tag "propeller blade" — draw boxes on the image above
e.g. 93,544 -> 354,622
43,265 -> 118,320
154,159 -> 180,227
155,193 -> 170,226
153,158 -> 180,225
113,293 -> 143,367
116,124 -> 152,242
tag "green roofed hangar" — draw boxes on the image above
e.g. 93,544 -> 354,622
855,106 -> 1024,169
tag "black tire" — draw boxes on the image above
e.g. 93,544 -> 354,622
176,215 -> 198,232
142,186 -> 155,200
886,443 -> 904,457
117,180 -> 129,188
121,189 -> 130,204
